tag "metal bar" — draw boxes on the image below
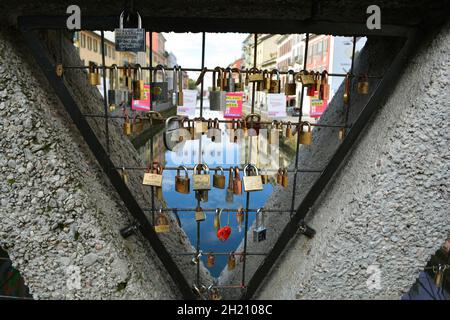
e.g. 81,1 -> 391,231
241,193 -> 251,287
19,25 -> 196,300
100,31 -> 110,156
200,32 -> 205,118
116,166 -> 322,173
251,33 -> 257,113
17,16 -> 414,38
149,31 -> 155,227
143,208 -> 299,213
242,30 -> 421,300
342,36 -> 357,138
290,32 -> 310,219
174,252 -> 267,256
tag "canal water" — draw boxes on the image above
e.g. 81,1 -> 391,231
137,109 -> 293,277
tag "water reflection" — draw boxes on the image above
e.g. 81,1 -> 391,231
138,118 -> 293,278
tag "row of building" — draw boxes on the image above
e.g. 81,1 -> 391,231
73,31 -> 188,93
235,34 -> 366,118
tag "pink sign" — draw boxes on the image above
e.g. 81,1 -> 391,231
131,84 -> 151,112
223,92 -> 243,119
310,93 -> 328,118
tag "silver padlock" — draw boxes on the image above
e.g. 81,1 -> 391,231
209,66 -> 225,111
151,64 -> 168,103
115,11 -> 146,52
253,208 -> 267,242
107,64 -> 122,110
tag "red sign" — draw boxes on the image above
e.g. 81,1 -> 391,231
310,94 -> 328,118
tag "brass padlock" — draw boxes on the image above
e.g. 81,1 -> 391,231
263,69 -> 271,91
207,253 -> 215,268
232,68 -> 244,92
213,166 -> 226,189
320,70 -> 330,100
195,206 -> 206,222
123,115 -> 132,135
434,265 -> 445,288
175,165 -> 190,194
261,168 -> 269,185
236,208 -> 244,230
133,64 -> 145,100
338,128 -> 346,140
296,70 -> 315,86
194,117 -> 209,136
227,167 -> 234,192
125,66 -> 133,92
357,73 -> 369,94
299,121 -> 313,145
282,168 -> 289,187
214,208 -> 222,231
284,69 -> 296,95
233,166 -> 242,195
343,72 -> 351,104
216,67 -> 225,89
243,164 -> 263,192
227,253 -> 236,271
276,168 -> 283,185
142,162 -> 163,187
88,62 -> 100,86
173,65 -> 184,106
154,209 -> 170,233
247,67 -> 263,82
192,163 -> 211,191
268,69 -> 281,93
285,121 -> 293,139
55,64 -> 64,77
209,287 -> 221,300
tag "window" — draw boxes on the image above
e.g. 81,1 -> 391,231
93,39 -> 98,52
87,36 -> 92,50
81,34 -> 86,48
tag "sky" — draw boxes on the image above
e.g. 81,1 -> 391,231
163,32 -> 248,80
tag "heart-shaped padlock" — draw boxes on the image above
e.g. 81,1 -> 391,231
217,226 -> 231,241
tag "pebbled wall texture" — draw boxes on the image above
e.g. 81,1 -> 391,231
0,26 -> 212,299
254,22 -> 450,299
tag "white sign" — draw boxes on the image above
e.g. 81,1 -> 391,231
267,93 -> 286,118
177,90 -> 197,117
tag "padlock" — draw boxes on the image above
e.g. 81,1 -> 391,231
343,72 -> 351,105
261,168 -> 269,185
434,265 -> 444,288
206,253 -> 215,268
56,63 -> 64,77
299,121 -> 313,145
142,162 -> 163,187
276,168 -> 283,185
357,73 -> 369,94
108,64 -> 121,111
133,114 -> 144,133
210,118 -> 222,143
240,119 -> 248,137
262,69 -> 271,91
229,119 -> 238,143
233,166 -> 242,195
206,118 -> 214,139
282,168 -> 289,187
195,206 -> 206,222
115,11 -> 146,52
245,113 -> 261,136
216,67 -> 225,89
192,163 -> 211,191
214,208 -> 222,231
123,115 -> 132,135
133,64 -> 145,100
338,128 -> 345,140
124,66 -> 133,92
253,208 -> 267,242
197,189 -> 209,203
284,69 -> 297,95
194,117 -> 209,136
285,121 -> 293,139
247,67 -> 263,82
227,253 -> 236,271
296,70 -> 315,86
320,70 -> 330,100
175,165 -> 190,194
224,67 -> 235,92
217,221 -> 231,241
172,65 -> 184,106
191,252 -> 202,265
213,166 -> 226,189
268,69 -> 281,93
227,167 -> 234,192
88,62 -> 101,86
151,64 -> 168,103
209,67 -> 225,111
236,208 -> 244,231
154,209 -> 170,233
163,115 -> 190,150
232,68 -> 244,92
243,164 -> 263,192
209,287 -> 222,300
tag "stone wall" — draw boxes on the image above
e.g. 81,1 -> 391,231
255,23 -> 450,299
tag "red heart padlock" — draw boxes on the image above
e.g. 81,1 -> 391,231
217,226 -> 231,241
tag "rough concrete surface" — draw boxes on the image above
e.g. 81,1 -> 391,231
0,26 -> 211,299
253,23 -> 450,299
